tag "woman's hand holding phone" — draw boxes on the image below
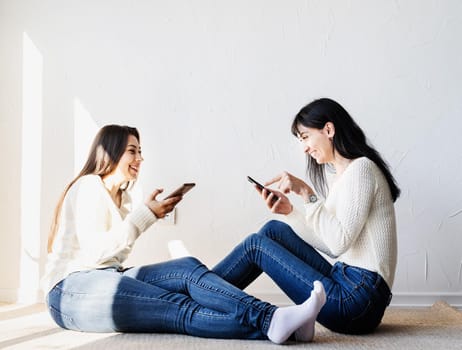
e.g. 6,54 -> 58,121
145,183 -> 195,219
163,183 -> 195,200
262,188 -> 292,215
247,176 -> 293,215
247,176 -> 279,203
144,189 -> 180,218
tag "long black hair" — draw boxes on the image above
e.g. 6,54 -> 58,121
48,125 -> 140,253
291,98 -> 400,202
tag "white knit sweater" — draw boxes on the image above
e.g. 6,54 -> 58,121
284,157 -> 397,287
41,175 -> 157,294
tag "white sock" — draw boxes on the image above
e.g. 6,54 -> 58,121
267,281 -> 326,344
294,280 -> 327,342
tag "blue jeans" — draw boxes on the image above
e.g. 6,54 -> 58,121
46,257 -> 275,339
213,220 -> 392,334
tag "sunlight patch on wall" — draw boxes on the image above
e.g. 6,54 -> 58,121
73,98 -> 98,173
19,32 -> 42,303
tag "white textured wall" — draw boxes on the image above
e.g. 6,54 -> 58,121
1,0 -> 461,306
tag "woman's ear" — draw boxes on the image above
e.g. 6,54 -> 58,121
324,122 -> 335,138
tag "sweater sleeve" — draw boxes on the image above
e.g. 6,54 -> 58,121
284,208 -> 336,257
72,176 -> 157,266
303,159 -> 377,257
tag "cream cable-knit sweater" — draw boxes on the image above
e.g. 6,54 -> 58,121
41,175 -> 157,294
284,157 -> 397,287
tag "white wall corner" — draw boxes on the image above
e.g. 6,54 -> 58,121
0,289 -> 19,304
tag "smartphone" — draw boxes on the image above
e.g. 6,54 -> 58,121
247,176 -> 279,203
164,183 -> 196,200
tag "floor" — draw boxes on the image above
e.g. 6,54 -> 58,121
1,301 -> 462,350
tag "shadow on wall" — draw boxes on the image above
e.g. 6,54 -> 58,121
18,32 -> 99,304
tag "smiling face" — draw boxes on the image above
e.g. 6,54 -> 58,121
114,134 -> 143,181
297,123 -> 335,164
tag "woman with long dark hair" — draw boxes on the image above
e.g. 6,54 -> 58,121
42,124 -> 326,344
213,98 -> 400,335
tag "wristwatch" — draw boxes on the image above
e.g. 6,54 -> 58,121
307,194 -> 318,204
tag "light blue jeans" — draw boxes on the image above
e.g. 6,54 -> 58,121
213,220 -> 392,334
46,257 -> 275,339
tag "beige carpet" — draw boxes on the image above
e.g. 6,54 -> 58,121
0,301 -> 461,349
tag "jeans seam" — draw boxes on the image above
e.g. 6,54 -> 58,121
48,303 -> 76,324
56,283 -> 196,309
252,244 -> 317,288
219,250 -> 253,286
54,284 -> 87,295
144,274 -> 270,315
179,273 -> 275,334
222,243 -> 322,304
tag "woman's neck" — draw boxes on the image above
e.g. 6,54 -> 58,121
331,154 -> 354,178
102,174 -> 125,207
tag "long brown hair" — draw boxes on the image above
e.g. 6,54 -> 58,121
291,98 -> 400,201
47,125 -> 140,253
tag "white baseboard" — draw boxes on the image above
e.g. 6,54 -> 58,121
391,292 -> 462,309
255,291 -> 462,309
0,288 -> 45,304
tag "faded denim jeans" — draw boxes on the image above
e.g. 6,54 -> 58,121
213,220 -> 392,334
46,257 -> 275,338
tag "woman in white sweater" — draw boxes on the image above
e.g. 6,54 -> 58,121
42,124 -> 327,344
213,98 -> 400,335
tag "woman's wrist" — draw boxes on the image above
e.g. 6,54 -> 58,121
300,187 -> 313,203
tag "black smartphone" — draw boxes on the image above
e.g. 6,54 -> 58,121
164,183 -> 196,200
247,176 -> 279,203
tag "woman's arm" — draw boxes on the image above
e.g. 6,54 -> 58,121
258,173 -> 336,256
303,159 -> 377,256
284,208 -> 336,257
71,176 -> 157,265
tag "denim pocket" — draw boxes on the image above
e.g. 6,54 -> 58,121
342,264 -> 375,288
338,263 -> 390,333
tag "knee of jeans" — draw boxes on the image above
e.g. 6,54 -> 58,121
244,233 -> 262,246
258,220 -> 290,238
175,256 -> 208,275
178,256 -> 212,279
178,256 -> 203,269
